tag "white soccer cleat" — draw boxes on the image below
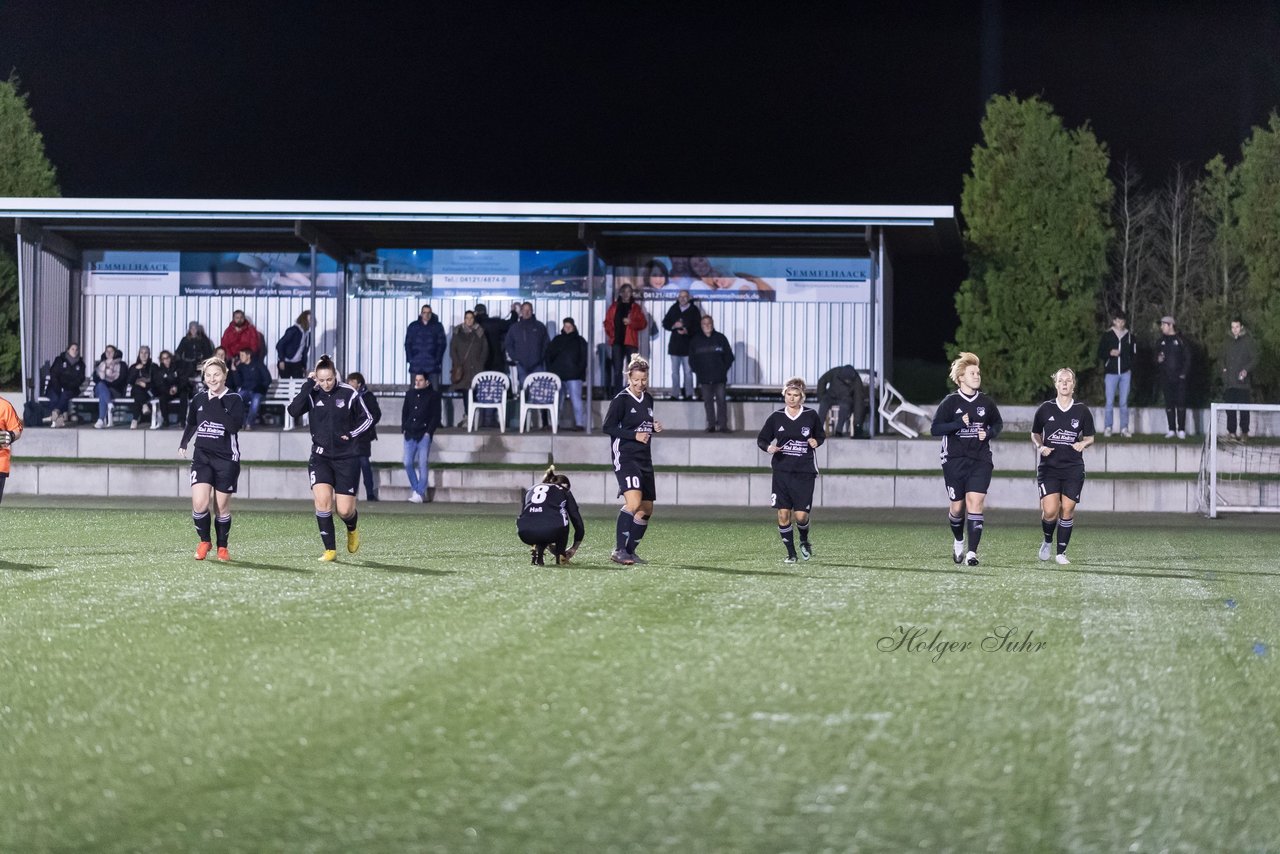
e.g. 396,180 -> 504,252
1038,542 -> 1052,561
952,540 -> 965,564
965,551 -> 979,566
1055,553 -> 1070,565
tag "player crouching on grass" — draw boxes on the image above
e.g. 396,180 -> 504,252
517,465 -> 585,566
179,357 -> 244,562
757,377 -> 825,563
288,355 -> 375,562
1031,367 -> 1095,565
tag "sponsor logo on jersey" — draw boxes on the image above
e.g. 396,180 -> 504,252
315,399 -> 325,407
629,408 -> 636,414
777,425 -> 785,432
1047,428 -> 1076,443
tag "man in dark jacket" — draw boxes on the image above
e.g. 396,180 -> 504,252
546,317 -> 589,430
1157,315 -> 1190,438
688,315 -> 736,433
401,372 -> 442,503
228,348 -> 272,429
1097,310 -> 1136,437
276,311 -> 312,379
45,343 -> 85,428
506,302 -> 552,429
816,364 -> 868,437
347,372 -> 382,500
661,290 -> 700,400
1221,317 -> 1258,440
404,304 -> 447,388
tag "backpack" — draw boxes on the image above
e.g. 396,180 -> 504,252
23,399 -> 47,428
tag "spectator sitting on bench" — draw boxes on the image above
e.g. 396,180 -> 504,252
228,348 -> 272,430
816,364 -> 868,438
126,346 -> 160,429
155,350 -> 187,429
45,342 -> 85,428
93,345 -> 127,429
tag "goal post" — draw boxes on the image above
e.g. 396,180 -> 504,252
1197,402 -> 1280,518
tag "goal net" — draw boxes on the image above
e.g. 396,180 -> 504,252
1197,402 -> 1280,517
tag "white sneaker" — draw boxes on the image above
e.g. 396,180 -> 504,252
1038,542 -> 1052,561
1104,427 -> 1112,437
94,419 -> 105,429
1177,430 -> 1186,439
952,539 -> 965,564
408,492 -> 424,504
1121,429 -> 1133,438
1164,431 -> 1175,438
149,422 -> 161,430
130,419 -> 138,429
1055,553 -> 1071,565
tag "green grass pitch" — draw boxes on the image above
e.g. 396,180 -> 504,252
1,497 -> 1278,852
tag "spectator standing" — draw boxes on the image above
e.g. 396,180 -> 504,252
92,345 -> 127,429
603,284 -> 647,394
175,321 -> 214,384
1156,315 -> 1190,439
1221,317 -> 1258,441
475,303 -> 510,374
450,310 -> 489,427
126,346 -> 160,429
404,303 -> 447,388
154,350 -> 186,429
347,372 -> 382,500
816,364 -> 867,438
401,372 -> 442,504
220,309 -> 262,361
506,302 -> 552,429
661,289 -> 700,400
276,310 -> 312,379
1097,310 -> 1136,437
45,343 -> 85,428
547,317 -> 589,430
688,315 -> 736,433
229,348 -> 272,430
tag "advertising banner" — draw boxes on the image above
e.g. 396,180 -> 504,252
83,251 -> 181,296
616,255 -> 872,302
180,252 -> 339,296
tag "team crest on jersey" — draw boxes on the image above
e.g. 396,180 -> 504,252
976,407 -> 986,417
801,426 -> 810,437
336,399 -> 346,409
1071,418 -> 1079,428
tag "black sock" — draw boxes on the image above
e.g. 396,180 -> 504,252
629,514 -> 648,553
966,513 -> 984,553
948,512 -> 964,542
316,511 -> 336,551
616,509 -> 633,552
1041,517 -> 1056,543
779,524 -> 796,557
340,510 -> 358,532
193,511 -> 211,543
1057,517 -> 1074,554
796,520 -> 810,545
215,515 -> 231,548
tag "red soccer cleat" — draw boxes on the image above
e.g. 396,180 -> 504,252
216,547 -> 230,562
194,542 -> 212,561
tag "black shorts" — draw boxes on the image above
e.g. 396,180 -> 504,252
942,457 -> 993,501
1037,470 -> 1084,503
771,471 -> 815,512
518,521 -> 569,549
309,455 -> 361,496
614,465 -> 656,501
190,453 -> 241,494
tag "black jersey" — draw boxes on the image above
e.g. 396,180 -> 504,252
756,406 -> 826,474
180,389 -> 245,460
1032,399 -> 1095,473
288,379 -> 374,460
931,390 -> 1003,464
518,483 -> 585,544
602,389 -> 656,471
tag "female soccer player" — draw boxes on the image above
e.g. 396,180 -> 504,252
179,357 -> 245,562
288,355 -> 375,562
1031,367 -> 1095,565
931,352 -> 1003,566
517,465 -> 585,566
602,354 -> 663,565
756,378 -> 825,563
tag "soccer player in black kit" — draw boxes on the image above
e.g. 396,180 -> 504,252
179,357 -> 245,562
1031,367 -> 1095,565
602,355 -> 664,565
931,352 -> 1003,566
517,466 -> 585,566
757,378 -> 825,563
288,355 -> 375,562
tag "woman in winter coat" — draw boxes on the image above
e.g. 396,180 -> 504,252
546,317 -> 589,430
93,345 -> 127,429
45,343 -> 86,427
126,346 -> 161,429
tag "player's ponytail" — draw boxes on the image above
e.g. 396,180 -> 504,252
200,356 -> 228,376
625,354 -> 649,375
314,354 -> 336,376
542,464 -> 571,490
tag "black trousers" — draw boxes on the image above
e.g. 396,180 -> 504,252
700,382 -> 728,431
1224,387 -> 1251,435
1162,379 -> 1187,432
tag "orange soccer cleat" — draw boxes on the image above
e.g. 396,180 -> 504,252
194,542 -> 212,561
216,547 -> 230,562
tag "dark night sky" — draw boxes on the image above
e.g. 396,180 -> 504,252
3,1 -> 1280,358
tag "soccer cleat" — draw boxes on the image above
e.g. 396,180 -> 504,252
799,541 -> 812,561
965,551 -> 980,566
783,555 -> 798,564
609,549 -> 635,566
1055,553 -> 1071,565
626,552 -> 648,565
952,540 -> 965,564
1038,542 -> 1052,561
347,528 -> 360,554
318,549 -> 338,562
216,547 -> 230,562
194,541 -> 212,561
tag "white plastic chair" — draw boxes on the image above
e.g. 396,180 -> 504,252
878,381 -> 931,438
519,372 -> 561,434
467,371 -> 511,433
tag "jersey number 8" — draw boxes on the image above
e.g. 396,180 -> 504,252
529,484 -> 551,504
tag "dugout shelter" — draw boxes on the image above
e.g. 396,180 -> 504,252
2,199 -> 957,433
